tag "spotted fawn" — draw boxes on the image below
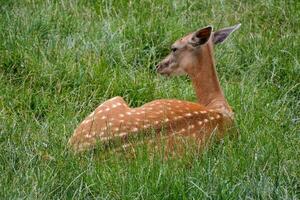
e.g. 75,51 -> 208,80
69,24 -> 241,152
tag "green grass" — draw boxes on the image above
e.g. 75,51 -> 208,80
1,0 -> 299,199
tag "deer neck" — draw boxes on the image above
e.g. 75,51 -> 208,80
187,41 -> 233,116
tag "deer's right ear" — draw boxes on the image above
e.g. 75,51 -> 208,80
213,24 -> 241,44
189,26 -> 213,47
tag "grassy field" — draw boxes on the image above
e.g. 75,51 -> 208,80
1,0 -> 299,199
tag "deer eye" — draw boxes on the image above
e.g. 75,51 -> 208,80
171,47 -> 178,53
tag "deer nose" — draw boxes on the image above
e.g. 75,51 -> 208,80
155,63 -> 162,72
156,61 -> 169,72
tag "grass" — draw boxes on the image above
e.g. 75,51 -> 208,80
0,0 -> 299,199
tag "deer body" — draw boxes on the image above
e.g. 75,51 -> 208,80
69,97 -> 231,152
69,24 -> 240,152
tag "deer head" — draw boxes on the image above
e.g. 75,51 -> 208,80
156,24 -> 241,77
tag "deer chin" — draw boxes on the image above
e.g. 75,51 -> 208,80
158,71 -> 171,77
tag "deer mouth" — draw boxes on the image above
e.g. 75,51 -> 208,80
156,62 -> 178,77
157,68 -> 172,77
156,65 -> 168,76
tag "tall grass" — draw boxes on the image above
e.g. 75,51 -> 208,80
0,0 -> 299,199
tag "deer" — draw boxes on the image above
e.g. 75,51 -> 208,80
68,24 -> 241,153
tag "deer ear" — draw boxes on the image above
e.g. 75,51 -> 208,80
213,23 -> 241,44
189,26 -> 213,46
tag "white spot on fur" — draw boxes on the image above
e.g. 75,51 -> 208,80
119,114 -> 125,117
118,132 -> 127,137
188,125 -> 195,129
144,124 -> 150,128
82,119 -> 91,124
88,111 -> 95,117
110,97 -> 119,101
132,127 -> 138,132
198,121 -> 203,125
204,119 -> 209,123
200,110 -> 207,114
101,116 -> 106,120
185,113 -> 192,117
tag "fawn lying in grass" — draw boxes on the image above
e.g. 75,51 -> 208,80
69,24 -> 241,153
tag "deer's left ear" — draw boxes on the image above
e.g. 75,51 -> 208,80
213,23 -> 241,44
189,26 -> 213,46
